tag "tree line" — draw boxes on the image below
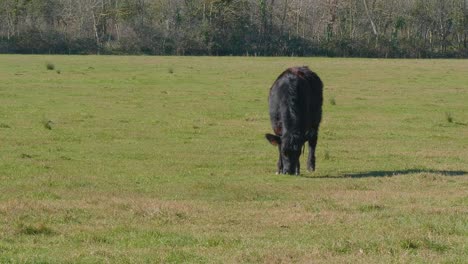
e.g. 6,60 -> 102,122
1,0 -> 467,58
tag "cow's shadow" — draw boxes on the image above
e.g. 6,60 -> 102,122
345,169 -> 467,178
305,169 -> 467,178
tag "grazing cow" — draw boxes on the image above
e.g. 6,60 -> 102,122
265,66 -> 323,175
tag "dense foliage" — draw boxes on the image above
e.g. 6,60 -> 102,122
1,0 -> 467,57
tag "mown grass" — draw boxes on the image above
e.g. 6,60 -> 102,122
0,55 -> 467,263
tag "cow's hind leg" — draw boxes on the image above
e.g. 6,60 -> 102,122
276,146 -> 283,174
307,130 -> 318,171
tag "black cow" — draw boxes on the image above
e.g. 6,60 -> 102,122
265,66 -> 323,175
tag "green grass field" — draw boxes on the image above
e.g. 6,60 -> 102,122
0,55 -> 467,263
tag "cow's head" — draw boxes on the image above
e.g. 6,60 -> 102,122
265,133 -> 302,175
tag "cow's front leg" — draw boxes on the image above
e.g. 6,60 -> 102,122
295,160 -> 300,175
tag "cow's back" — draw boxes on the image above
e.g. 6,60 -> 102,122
269,67 -> 323,136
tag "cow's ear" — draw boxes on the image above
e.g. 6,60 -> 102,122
265,134 -> 281,146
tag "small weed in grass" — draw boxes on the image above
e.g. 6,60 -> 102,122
329,97 -> 336,105
42,118 -> 53,130
358,204 -> 385,212
56,70 -> 61,74
445,112 -> 453,123
60,155 -> 72,160
0,123 -> 10,128
331,240 -> 353,254
168,67 -> 174,74
91,235 -> 111,244
206,237 -> 227,247
400,239 -> 419,250
175,212 -> 187,219
324,150 -> 330,160
20,153 -> 33,159
46,63 -> 55,70
17,223 -> 55,236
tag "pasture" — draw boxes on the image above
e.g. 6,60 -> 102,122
0,55 -> 467,263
